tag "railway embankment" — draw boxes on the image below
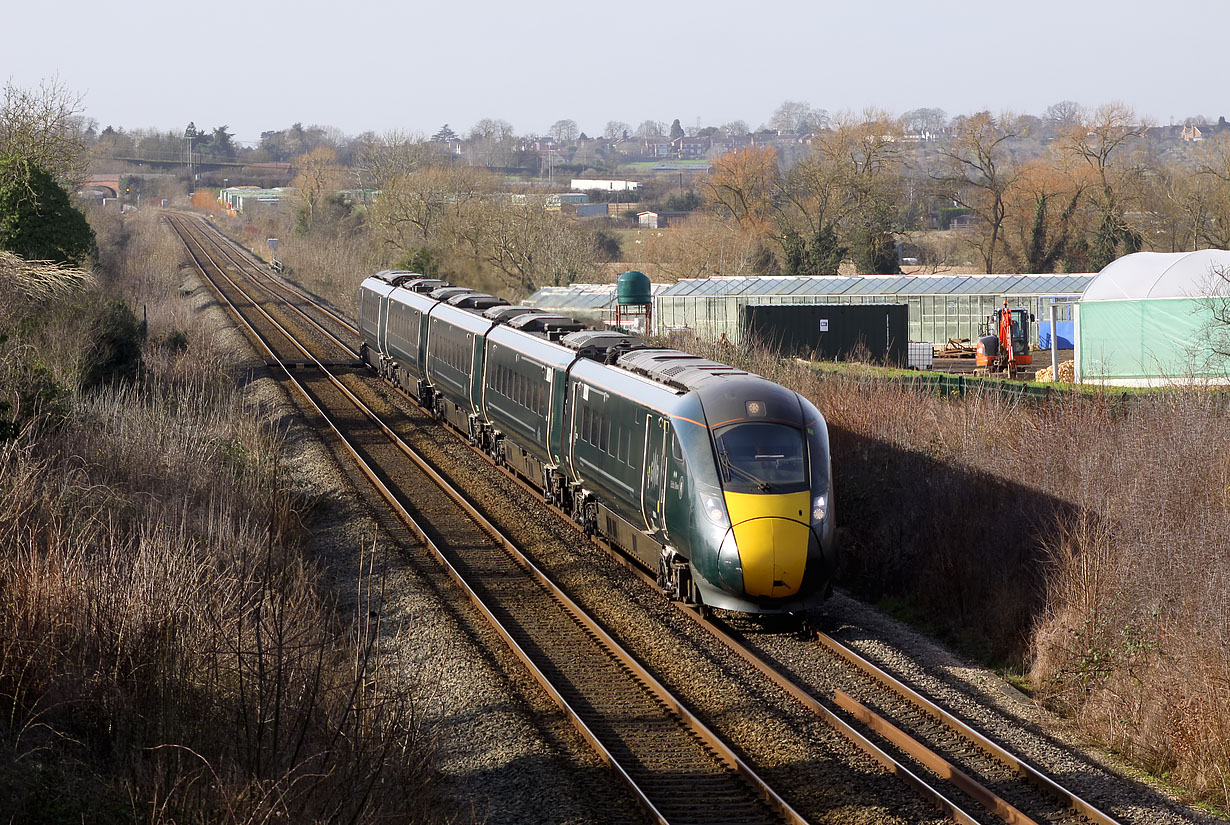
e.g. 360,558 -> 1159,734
0,209 -> 466,824
684,337 -> 1230,814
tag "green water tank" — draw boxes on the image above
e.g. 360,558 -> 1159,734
616,270 -> 652,306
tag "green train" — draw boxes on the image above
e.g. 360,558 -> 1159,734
358,270 -> 837,614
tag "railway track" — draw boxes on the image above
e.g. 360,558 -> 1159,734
166,214 -> 796,825
166,213 -> 1131,825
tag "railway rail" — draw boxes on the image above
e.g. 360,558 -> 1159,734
167,213 -> 1131,825
166,214 -> 797,825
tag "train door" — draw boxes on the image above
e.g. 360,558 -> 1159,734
641,415 -> 668,535
548,366 -> 568,465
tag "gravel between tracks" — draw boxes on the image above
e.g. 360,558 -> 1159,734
357,370 -> 1224,825
182,263 -> 643,825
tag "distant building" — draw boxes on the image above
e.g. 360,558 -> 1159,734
220,186 -> 294,214
637,210 -> 693,229
571,179 -> 642,192
1182,124 -> 1204,141
574,203 -> 610,217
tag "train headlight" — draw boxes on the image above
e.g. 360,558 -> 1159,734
811,494 -> 827,524
702,494 -> 729,527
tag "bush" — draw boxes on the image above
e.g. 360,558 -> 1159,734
394,245 -> 441,278
0,206 -> 447,824
79,297 -> 145,389
0,156 -> 97,265
675,338 -> 1230,806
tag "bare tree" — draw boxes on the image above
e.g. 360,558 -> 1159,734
470,118 -> 514,141
635,120 -> 665,138
453,197 -> 598,292
370,165 -> 493,251
640,213 -> 762,280
291,147 -> 343,232
768,100 -> 827,134
353,130 -> 435,189
702,145 -> 780,232
902,107 -> 948,136
720,121 -> 750,138
1188,133 -> 1230,249
549,119 -> 579,144
933,111 -> 1020,272
466,118 -> 516,167
603,120 -> 631,141
1062,102 -> 1149,268
1193,263 -> 1230,373
1043,100 -> 1083,129
0,76 -> 90,186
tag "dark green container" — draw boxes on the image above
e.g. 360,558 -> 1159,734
616,270 -> 652,306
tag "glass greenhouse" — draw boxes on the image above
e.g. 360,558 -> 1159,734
651,274 -> 1094,346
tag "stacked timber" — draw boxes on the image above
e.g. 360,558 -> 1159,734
1036,360 -> 1075,382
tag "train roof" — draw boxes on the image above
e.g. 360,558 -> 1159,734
430,286 -> 473,301
508,313 -> 586,340
369,270 -> 446,292
447,292 -> 507,311
483,304 -> 537,323
365,271 -> 773,399
559,330 -> 653,364
616,349 -> 754,393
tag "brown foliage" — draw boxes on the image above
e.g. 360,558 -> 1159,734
676,337 -> 1230,806
0,210 -> 445,824
703,145 -> 780,234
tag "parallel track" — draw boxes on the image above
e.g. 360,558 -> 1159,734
166,213 -> 796,825
167,213 -> 1128,825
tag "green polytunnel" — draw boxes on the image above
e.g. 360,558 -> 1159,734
1075,250 -> 1230,386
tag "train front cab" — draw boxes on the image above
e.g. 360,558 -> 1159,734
668,380 -> 835,614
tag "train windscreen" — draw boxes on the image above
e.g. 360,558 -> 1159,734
713,422 -> 808,494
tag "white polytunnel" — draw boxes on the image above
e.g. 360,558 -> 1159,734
1075,250 -> 1230,385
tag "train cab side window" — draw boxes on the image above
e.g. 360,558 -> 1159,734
600,415 -> 610,453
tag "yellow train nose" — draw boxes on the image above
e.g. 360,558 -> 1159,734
723,491 -> 810,598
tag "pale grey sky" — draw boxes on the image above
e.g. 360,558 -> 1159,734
8,0 -> 1228,143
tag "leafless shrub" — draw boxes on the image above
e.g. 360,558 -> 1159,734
678,336 -> 1230,804
0,207 -> 450,823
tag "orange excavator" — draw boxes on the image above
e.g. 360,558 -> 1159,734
975,300 -> 1034,378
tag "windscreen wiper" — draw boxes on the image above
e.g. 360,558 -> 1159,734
718,447 -> 772,491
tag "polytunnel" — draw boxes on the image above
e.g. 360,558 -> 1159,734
1075,250 -> 1230,385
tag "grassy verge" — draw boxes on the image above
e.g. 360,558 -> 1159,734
0,210 -> 445,824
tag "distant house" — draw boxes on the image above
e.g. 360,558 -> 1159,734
1182,124 -> 1204,142
637,210 -> 693,229
674,135 -> 711,158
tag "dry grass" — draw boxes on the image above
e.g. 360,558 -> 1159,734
681,337 -> 1230,807
0,210 -> 447,823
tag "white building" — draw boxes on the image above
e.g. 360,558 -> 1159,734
570,179 -> 642,192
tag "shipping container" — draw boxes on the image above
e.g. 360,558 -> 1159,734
741,303 -> 909,366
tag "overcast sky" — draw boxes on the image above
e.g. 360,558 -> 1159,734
7,0 -> 1228,144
